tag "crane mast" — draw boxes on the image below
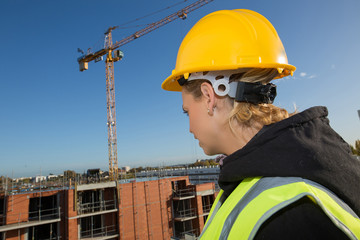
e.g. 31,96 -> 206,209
78,0 -> 214,181
104,28 -> 118,181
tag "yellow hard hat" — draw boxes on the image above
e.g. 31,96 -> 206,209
162,9 -> 296,91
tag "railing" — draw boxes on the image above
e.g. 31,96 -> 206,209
4,207 -> 60,224
175,229 -> 198,239
174,208 -> 197,219
0,214 -> 4,226
202,204 -> 212,214
78,199 -> 116,215
39,235 -> 62,240
173,187 -> 195,198
0,175 -> 112,195
29,207 -> 60,221
29,229 -> 62,240
80,224 -> 118,239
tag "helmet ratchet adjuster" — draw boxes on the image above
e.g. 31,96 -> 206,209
177,77 -> 187,86
235,82 -> 277,104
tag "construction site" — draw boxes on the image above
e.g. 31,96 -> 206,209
3,0 -> 360,238
0,2 -> 220,240
0,1 -> 220,239
0,175 -> 217,240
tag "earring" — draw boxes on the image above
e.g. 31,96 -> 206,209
207,108 -> 210,113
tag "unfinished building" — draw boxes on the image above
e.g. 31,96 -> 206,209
73,182 -> 118,239
0,176 -> 217,240
0,189 -> 62,240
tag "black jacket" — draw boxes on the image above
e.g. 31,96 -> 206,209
218,106 -> 360,239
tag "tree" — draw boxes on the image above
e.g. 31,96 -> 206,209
350,140 -> 360,156
203,160 -> 211,167
22,178 -> 31,184
188,158 -> 219,167
64,170 -> 76,180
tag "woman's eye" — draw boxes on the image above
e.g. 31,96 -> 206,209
183,110 -> 189,116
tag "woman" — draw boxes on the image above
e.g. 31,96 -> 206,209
162,9 -> 360,239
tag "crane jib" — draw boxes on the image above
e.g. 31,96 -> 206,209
77,0 -> 214,65
76,0 -> 214,181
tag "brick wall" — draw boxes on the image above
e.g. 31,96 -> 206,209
195,182 -> 215,192
5,194 -> 29,224
65,189 -> 78,240
1,176 -> 216,239
117,178 -> 175,240
4,228 -> 26,240
5,190 -> 61,225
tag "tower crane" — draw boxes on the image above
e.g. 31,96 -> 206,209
77,0 -> 214,181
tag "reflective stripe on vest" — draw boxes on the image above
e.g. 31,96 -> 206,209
200,177 -> 360,240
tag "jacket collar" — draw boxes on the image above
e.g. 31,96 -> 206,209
217,106 -> 360,215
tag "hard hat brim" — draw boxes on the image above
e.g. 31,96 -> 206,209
162,64 -> 296,92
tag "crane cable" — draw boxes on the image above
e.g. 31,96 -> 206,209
116,0 -> 190,29
79,0 -> 193,54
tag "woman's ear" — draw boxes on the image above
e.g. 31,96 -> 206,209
200,82 -> 216,115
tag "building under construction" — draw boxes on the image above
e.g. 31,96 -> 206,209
0,176 -> 217,240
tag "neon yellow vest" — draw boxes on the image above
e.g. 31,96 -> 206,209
200,177 -> 360,239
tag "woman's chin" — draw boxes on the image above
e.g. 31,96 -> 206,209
202,148 -> 217,156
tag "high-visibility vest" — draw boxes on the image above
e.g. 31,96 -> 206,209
200,177 -> 360,239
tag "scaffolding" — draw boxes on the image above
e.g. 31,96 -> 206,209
29,195 -> 59,221
78,199 -> 116,215
174,208 -> 197,220
173,188 -> 196,199
79,215 -> 117,239
172,180 -> 198,239
77,188 -> 117,213
201,194 -> 214,224
77,187 -> 118,239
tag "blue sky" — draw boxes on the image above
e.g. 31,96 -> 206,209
1,0 -> 359,178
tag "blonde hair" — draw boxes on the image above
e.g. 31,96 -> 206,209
182,68 -> 294,129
